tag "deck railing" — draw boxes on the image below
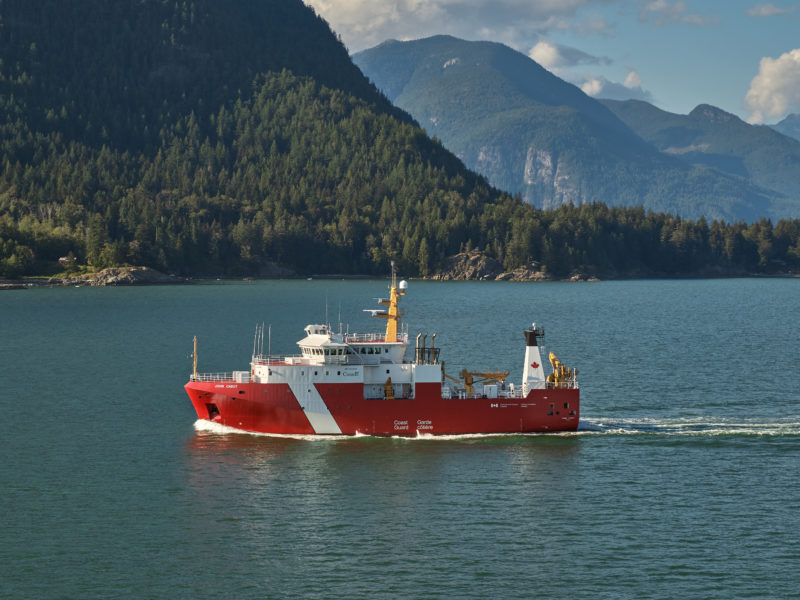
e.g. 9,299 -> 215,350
344,332 -> 409,343
251,355 -> 294,366
190,372 -> 235,382
441,380 -> 579,399
190,371 -> 251,383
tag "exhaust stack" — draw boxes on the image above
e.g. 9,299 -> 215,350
522,323 -> 546,395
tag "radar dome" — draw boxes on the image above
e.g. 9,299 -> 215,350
399,280 -> 408,291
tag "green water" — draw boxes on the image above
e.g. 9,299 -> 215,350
2,279 -> 799,599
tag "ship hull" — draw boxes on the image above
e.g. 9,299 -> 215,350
185,380 -> 579,436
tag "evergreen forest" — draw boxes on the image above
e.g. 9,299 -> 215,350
1,0 -> 799,279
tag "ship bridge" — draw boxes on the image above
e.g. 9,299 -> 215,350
294,323 -> 407,365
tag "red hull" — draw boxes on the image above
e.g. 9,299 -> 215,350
185,380 -> 579,436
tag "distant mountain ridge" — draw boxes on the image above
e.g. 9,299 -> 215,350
771,113 -> 800,142
354,36 -> 793,222
362,36 -> 633,139
600,100 -> 800,217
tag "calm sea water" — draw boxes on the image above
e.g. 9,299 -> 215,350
1,278 -> 799,599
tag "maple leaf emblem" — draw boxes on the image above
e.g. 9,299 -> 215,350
531,362 -> 540,368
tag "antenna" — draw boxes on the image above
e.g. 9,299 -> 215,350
192,336 -> 198,378
268,324 -> 271,358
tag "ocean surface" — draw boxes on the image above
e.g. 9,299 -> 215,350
1,278 -> 799,599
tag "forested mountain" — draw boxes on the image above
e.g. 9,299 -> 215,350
601,100 -> 800,217
0,0 -> 407,149
353,36 -> 784,222
0,0 -> 500,277
1,2 -> 799,279
771,114 -> 800,142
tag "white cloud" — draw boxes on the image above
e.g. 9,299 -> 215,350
581,77 -> 605,96
745,48 -> 800,123
528,38 -> 610,70
530,40 -> 564,68
528,39 -> 644,102
746,3 -> 797,17
580,71 -> 654,102
638,0 -> 715,26
304,0 -> 616,52
624,69 -> 642,88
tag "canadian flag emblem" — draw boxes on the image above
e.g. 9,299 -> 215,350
531,362 -> 540,368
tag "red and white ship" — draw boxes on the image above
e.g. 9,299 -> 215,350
185,273 -> 579,436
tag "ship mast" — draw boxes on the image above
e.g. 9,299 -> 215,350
373,261 -> 406,342
192,336 -> 198,379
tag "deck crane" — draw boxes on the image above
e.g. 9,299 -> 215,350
443,367 -> 510,396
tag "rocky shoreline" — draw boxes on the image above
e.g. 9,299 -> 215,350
428,249 -> 598,282
3,252 -> 795,290
425,250 -> 798,281
1,266 -> 184,289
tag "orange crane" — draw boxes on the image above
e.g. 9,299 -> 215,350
546,352 -> 577,388
443,367 -> 510,396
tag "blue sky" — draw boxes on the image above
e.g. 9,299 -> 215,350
304,0 -> 800,123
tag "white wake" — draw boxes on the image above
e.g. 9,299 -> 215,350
194,418 -> 800,440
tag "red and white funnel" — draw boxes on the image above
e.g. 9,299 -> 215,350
522,323 -> 546,395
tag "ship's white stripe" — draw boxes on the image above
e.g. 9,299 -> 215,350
288,382 -> 342,434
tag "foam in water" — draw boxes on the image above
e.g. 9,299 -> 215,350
195,417 -> 800,440
193,419 -> 346,441
578,417 -> 800,437
193,420 -> 566,441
